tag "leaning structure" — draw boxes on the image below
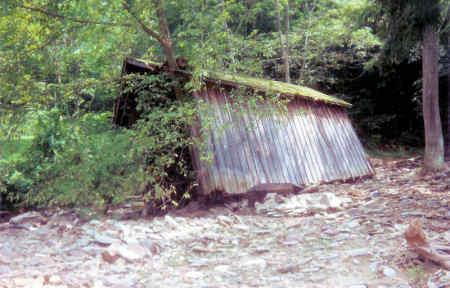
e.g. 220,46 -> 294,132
114,58 -> 374,196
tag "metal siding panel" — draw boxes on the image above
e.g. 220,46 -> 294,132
319,105 -> 352,179
198,90 -> 216,194
285,103 -> 309,184
249,113 -> 273,183
330,107 -> 366,177
242,111 -> 266,183
279,106 -> 306,185
324,106 -> 354,178
272,108 -> 303,184
298,101 -> 323,182
324,105 -> 372,178
339,110 -> 374,176
214,92 -> 239,193
311,106 -> 342,180
306,103 -> 334,181
192,87 -> 374,196
262,106 -> 290,183
222,90 -> 253,193
315,105 -> 352,180
279,112 -> 301,183
253,108 -> 288,183
237,111 -> 260,187
290,100 -> 316,183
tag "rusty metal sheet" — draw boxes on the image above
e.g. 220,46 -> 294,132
194,86 -> 374,196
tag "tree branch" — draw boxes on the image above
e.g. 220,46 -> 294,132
19,5 -> 131,27
122,2 -> 163,43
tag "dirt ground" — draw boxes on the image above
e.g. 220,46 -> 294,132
0,156 -> 448,288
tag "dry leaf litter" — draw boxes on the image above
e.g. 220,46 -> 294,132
0,157 -> 448,288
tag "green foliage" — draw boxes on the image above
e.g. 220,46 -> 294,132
0,109 -> 137,210
125,73 -> 199,211
0,72 -> 201,212
2,0 -> 445,210
376,0 -> 444,63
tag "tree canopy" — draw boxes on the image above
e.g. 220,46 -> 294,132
0,0 -> 449,210
0,0 -> 384,113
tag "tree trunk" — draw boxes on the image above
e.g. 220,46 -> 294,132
123,0 -> 179,75
422,24 -> 444,171
284,0 -> 291,83
151,0 -> 177,72
150,0 -> 184,100
275,0 -> 288,83
446,29 -> 450,159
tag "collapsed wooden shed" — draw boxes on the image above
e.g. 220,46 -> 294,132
114,58 -> 374,196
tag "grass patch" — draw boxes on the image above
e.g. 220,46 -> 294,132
364,142 -> 423,159
0,136 -> 33,161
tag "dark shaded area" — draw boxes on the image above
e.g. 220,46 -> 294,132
263,46 -> 432,147
327,60 -> 424,146
114,58 -> 185,128
114,59 -> 159,127
113,59 -> 195,214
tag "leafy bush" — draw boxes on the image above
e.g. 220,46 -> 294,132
0,73 -> 201,213
123,73 -> 200,213
0,108 -> 138,211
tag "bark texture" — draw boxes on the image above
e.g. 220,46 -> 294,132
123,0 -> 178,74
446,31 -> 450,159
275,0 -> 289,83
151,0 -> 177,72
422,25 -> 444,171
284,1 -> 291,83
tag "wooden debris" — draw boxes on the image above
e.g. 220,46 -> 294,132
245,183 -> 304,208
404,219 -> 450,270
404,219 -> 429,247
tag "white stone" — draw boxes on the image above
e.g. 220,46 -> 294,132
94,234 -> 117,246
164,215 -> 178,228
382,266 -> 397,277
347,249 -> 371,257
185,271 -> 203,279
14,276 -> 44,288
48,275 -> 62,284
233,224 -> 250,232
10,211 -> 43,224
241,258 -> 267,269
107,242 -> 149,261
214,265 -> 231,274
92,280 -> 105,288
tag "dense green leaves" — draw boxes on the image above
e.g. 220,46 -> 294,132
376,0 -> 446,63
1,0 -> 447,209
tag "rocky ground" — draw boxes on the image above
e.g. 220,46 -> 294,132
0,157 -> 449,288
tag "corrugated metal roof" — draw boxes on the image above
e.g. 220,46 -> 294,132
128,58 -> 351,107
193,86 -> 374,196
208,72 -> 351,107
116,58 -> 374,197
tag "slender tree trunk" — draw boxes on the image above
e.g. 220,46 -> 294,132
123,0 -> 178,74
284,0 -> 291,83
299,0 -> 317,83
149,0 -> 184,100
151,0 -> 177,71
445,23 -> 450,160
446,31 -> 450,159
422,24 -> 444,171
275,0 -> 288,82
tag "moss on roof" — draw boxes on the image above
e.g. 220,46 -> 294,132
209,72 -> 350,107
128,58 -> 351,107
